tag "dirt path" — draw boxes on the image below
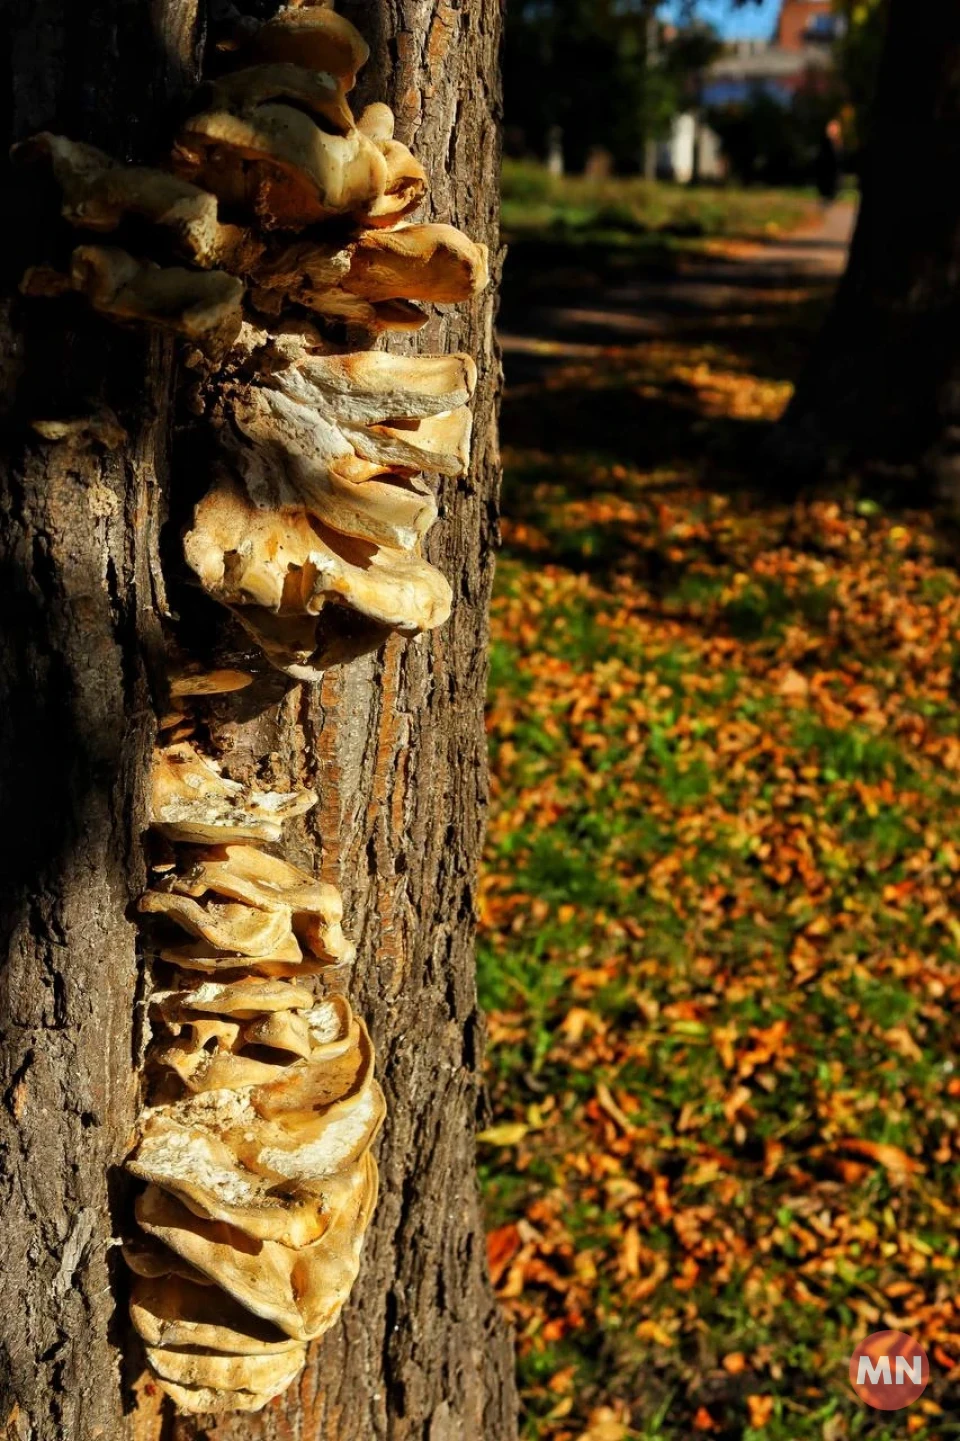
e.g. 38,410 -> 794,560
743,198 -> 856,275
500,200 -> 856,366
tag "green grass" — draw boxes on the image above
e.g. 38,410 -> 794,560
479,225 -> 960,1440
501,158 -> 819,248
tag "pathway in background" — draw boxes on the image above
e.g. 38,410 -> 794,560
750,197 -> 857,274
500,201 -> 856,366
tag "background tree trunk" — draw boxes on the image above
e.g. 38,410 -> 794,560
0,3 -> 517,1439
776,0 -> 960,491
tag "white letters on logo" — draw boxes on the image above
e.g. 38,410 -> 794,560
896,1355 -> 923,1385
857,1356 -> 892,1385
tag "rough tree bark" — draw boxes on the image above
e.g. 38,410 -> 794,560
0,3 -> 518,1440
0,6 -> 197,1438
776,0 -> 960,491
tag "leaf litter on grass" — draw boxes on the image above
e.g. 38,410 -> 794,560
480,229 -> 960,1441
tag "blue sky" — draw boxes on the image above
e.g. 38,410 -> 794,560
664,0 -> 783,40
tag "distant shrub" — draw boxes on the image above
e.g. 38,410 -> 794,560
591,201 -> 649,234
499,161 -> 817,247
660,214 -> 706,238
501,159 -> 556,205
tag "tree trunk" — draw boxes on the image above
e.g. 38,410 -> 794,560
776,0 -> 960,491
0,5 -> 195,1437
0,3 -> 517,1439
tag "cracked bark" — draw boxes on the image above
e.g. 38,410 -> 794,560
0,3 -> 190,1436
0,1 -> 516,1439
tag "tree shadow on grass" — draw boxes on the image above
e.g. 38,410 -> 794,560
503,382 -> 769,486
496,219 -> 960,622
497,242 -> 845,597
498,233 -> 848,599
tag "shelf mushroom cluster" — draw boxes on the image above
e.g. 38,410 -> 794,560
17,0 -> 488,678
16,0 -> 488,1416
128,705 -> 384,1414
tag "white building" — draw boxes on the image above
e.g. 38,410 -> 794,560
657,113 -> 726,184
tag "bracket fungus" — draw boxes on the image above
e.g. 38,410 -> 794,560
150,741 -> 318,845
247,4 -> 371,88
18,0 -> 487,675
22,246 -> 245,346
183,480 -> 452,680
128,741 -> 382,1410
13,132 -> 249,270
15,0 -> 488,1414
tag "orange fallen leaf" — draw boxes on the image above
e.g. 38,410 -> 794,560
747,1394 -> 774,1428
832,1158 -> 871,1184
722,1352 -> 747,1375
595,1082 -> 636,1135
561,1006 -> 595,1043
836,1138 -> 924,1176
723,1084 -> 753,1123
548,1365 -> 577,1394
618,1225 -> 642,1280
636,1319 -> 674,1347
673,1255 -> 700,1292
763,1138 -> 784,1178
736,1020 -> 792,1079
778,668 -> 809,700
631,1255 -> 670,1301
486,1224 -> 522,1287
578,1406 -> 629,1441
933,1345 -> 958,1372
712,1023 -> 737,1070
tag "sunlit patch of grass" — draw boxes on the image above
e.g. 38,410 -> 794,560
501,160 -> 818,248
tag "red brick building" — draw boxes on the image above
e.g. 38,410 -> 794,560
776,0 -> 839,52
702,0 -> 838,109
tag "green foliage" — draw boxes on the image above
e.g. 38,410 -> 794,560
707,82 -> 844,186
503,1 -> 719,171
503,0 -> 890,182
501,160 -> 817,245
